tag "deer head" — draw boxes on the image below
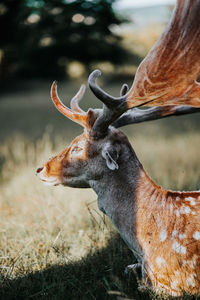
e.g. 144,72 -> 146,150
37,0 -> 200,188
36,79 -> 137,188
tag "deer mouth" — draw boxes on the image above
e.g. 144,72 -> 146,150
38,176 -> 61,186
41,179 -> 60,186
36,166 -> 62,186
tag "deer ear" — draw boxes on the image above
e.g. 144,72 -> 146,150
101,144 -> 119,170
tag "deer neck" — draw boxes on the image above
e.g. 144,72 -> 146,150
89,146 -> 164,260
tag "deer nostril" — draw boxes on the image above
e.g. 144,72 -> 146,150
36,167 -> 43,174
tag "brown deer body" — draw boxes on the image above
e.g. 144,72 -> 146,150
37,0 -> 200,296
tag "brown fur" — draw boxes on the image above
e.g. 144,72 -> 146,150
136,169 -> 200,295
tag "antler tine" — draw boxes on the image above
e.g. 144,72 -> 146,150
70,84 -> 86,113
51,81 -> 87,128
88,70 -> 128,109
51,81 -> 74,120
88,70 -> 131,136
120,84 -> 129,96
88,70 -> 161,136
113,106 -> 200,128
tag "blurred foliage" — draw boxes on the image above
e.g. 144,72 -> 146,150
0,0 -> 130,80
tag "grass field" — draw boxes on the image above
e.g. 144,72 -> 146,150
0,78 -> 200,299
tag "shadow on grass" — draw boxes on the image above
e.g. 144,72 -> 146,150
0,235 -> 152,300
0,235 -> 199,300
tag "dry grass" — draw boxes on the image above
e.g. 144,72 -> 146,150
133,133 -> 200,191
0,129 -> 199,299
0,134 -> 104,270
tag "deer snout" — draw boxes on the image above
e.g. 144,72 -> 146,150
36,162 -> 63,186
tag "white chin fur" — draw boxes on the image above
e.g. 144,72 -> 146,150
37,173 -> 61,186
42,180 -> 60,186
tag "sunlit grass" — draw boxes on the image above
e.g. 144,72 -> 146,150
133,133 -> 200,191
0,134 -> 111,275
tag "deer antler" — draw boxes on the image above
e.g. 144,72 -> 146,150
127,0 -> 200,108
88,70 -> 129,136
51,81 -> 88,128
88,70 -> 158,136
112,106 -> 200,128
70,84 -> 85,113
89,0 -> 200,136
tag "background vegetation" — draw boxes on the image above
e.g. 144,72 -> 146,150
0,0 -> 137,81
0,0 -> 199,299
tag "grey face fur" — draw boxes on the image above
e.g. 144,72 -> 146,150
86,128 -> 143,259
37,126 -> 143,257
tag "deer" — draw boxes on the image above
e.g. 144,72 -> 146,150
37,0 -> 200,296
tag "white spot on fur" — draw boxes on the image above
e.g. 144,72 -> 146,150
176,196 -> 180,201
185,197 -> 196,206
172,241 -> 186,254
174,270 -> 180,276
160,195 -> 165,208
176,210 -> 180,217
169,203 -> 173,213
193,231 -> 200,240
171,279 -> 179,290
192,211 -> 196,215
188,260 -> 196,269
179,233 -> 186,240
140,171 -> 145,178
180,206 -> 191,214
172,230 -> 178,238
182,260 -> 187,267
159,230 -> 167,242
185,197 -> 194,201
182,258 -> 197,269
186,275 -> 195,287
156,256 -> 166,268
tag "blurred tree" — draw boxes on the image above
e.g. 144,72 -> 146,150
0,0 -> 31,80
0,0 -> 129,80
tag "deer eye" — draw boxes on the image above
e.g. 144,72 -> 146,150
71,146 -> 82,153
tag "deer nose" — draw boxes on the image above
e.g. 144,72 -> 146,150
36,167 -> 43,174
